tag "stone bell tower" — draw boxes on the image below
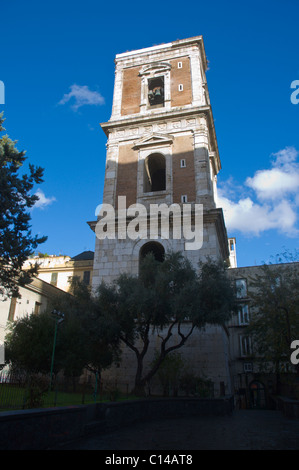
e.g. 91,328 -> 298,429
88,37 -> 232,396
90,36 -> 229,288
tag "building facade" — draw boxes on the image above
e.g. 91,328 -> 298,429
227,262 -> 299,408
0,278 -> 67,346
23,251 -> 94,293
89,36 -> 235,397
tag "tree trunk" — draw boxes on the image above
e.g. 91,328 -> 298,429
132,354 -> 147,397
275,360 -> 281,395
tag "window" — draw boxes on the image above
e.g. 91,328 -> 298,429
240,335 -> 252,357
280,362 -> 290,373
148,76 -> 164,106
34,301 -> 42,315
180,159 -> 186,168
178,84 -> 183,92
244,362 -> 253,373
181,195 -> 188,203
83,270 -> 90,285
238,304 -> 250,325
144,153 -> 166,192
178,61 -> 182,69
235,279 -> 247,298
50,272 -> 58,287
8,296 -> 17,322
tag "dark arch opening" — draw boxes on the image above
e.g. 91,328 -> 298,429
140,241 -> 165,263
144,153 -> 166,192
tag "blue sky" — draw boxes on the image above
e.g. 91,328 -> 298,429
1,0 -> 298,267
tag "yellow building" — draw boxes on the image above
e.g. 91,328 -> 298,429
0,277 -> 67,346
23,251 -> 94,292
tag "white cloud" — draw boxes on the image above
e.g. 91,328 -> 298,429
217,147 -> 299,237
245,146 -> 299,200
58,84 -> 105,111
33,189 -> 56,210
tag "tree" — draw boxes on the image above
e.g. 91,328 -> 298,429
246,258 -> 299,392
64,278 -> 121,379
0,113 -> 47,298
151,351 -> 184,397
5,312 -> 59,374
97,251 -> 237,396
4,279 -> 120,379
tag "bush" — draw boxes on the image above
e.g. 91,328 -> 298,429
179,371 -> 214,397
24,374 -> 49,408
153,352 -> 185,397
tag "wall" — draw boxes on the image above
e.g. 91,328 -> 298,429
23,256 -> 93,292
101,323 -> 232,398
0,278 -> 68,345
0,285 -> 48,344
0,397 -> 234,449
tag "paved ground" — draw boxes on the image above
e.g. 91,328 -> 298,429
54,410 -> 299,450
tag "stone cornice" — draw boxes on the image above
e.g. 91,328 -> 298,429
23,277 -> 70,299
101,106 -> 210,133
100,106 -> 220,170
115,35 -> 207,71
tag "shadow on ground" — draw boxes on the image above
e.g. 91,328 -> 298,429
53,410 -> 299,450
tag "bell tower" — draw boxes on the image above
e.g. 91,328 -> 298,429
90,36 -> 229,288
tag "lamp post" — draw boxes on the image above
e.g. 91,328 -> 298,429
49,310 -> 64,391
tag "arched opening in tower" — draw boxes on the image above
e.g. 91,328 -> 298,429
139,241 -> 165,263
144,153 -> 166,192
148,76 -> 164,106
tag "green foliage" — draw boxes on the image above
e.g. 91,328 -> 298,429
152,351 -> 185,396
4,253 -> 236,396
0,113 -> 47,298
5,279 -> 121,378
179,371 -> 214,397
24,374 -> 50,408
96,252 -> 236,395
5,312 -> 57,374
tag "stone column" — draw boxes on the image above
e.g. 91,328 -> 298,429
111,65 -> 123,119
189,48 -> 205,107
102,141 -> 119,206
193,116 -> 215,210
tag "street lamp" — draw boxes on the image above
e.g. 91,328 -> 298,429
49,310 -> 64,391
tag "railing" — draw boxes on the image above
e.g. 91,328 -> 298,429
0,371 -> 130,411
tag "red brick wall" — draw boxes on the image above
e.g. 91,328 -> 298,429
172,135 -> 196,203
121,67 -> 141,116
170,57 -> 192,107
